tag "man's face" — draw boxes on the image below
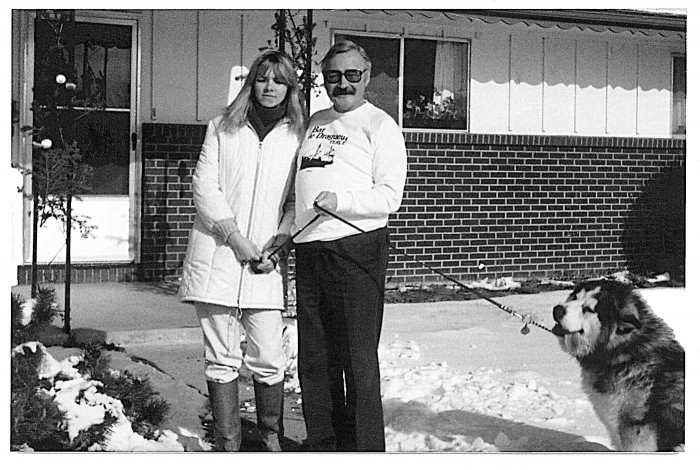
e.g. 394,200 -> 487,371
323,50 -> 370,113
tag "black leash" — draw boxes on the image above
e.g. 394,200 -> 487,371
312,203 -> 554,336
267,214 -> 322,259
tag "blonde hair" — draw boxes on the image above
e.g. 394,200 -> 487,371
219,50 -> 307,137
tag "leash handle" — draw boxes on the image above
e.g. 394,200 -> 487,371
267,213 -> 321,259
313,202 -> 366,232
312,203 -> 554,336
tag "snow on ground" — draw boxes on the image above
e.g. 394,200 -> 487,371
637,287 -> 692,347
378,340 -> 609,452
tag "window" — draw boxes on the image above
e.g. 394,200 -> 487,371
33,18 -> 133,195
672,55 -> 686,136
336,33 -> 470,130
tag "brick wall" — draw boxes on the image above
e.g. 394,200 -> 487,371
32,124 -> 679,285
16,263 -> 139,285
391,132 -> 685,285
139,123 -> 204,281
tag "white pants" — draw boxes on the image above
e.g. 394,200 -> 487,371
195,302 -> 287,385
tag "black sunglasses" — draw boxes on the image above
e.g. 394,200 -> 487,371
323,69 -> 368,84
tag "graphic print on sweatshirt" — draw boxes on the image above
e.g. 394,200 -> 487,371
299,125 -> 348,170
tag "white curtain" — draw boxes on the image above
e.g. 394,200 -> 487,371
433,41 -> 468,116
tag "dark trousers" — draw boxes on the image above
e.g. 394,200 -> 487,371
295,227 -> 390,452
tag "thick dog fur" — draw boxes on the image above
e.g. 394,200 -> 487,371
552,280 -> 685,452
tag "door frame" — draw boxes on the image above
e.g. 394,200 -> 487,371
18,10 -> 143,264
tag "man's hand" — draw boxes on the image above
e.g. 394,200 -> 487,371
264,233 -> 291,258
314,191 -> 338,214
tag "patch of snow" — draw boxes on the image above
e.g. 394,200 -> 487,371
12,341 -> 80,381
646,272 -> 671,284
19,298 -> 37,326
379,340 -> 607,452
101,423 -> 184,452
52,377 -> 121,441
466,277 -> 521,291
14,342 -> 186,452
540,279 -> 575,287
637,287 -> 690,346
385,429 -> 499,452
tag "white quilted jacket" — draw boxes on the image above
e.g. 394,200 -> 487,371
179,116 -> 300,309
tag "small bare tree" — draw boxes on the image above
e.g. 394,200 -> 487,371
266,9 -> 319,114
21,9 -> 102,335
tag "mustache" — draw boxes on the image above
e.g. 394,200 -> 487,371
332,88 -> 355,96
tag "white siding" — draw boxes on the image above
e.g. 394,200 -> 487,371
510,33 -> 543,134
142,10 -> 683,138
638,44 -> 672,137
240,10 -> 279,76
199,10 -> 244,122
152,10 -> 198,123
543,37 -> 576,134
470,31 -> 510,134
607,42 -> 638,136
575,40 -> 608,136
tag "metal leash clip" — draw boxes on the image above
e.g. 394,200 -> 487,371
520,315 -> 532,335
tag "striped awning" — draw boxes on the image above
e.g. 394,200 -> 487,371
345,9 -> 686,40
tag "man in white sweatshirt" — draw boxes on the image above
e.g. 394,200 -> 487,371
293,40 -> 407,452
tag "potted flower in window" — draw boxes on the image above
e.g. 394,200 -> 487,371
403,91 -> 466,130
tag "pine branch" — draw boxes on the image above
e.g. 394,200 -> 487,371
69,412 -> 118,451
34,285 -> 62,325
11,352 -> 70,450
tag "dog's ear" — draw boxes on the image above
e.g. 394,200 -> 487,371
616,300 -> 643,335
595,289 -> 621,318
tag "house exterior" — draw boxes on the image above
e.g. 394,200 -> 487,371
11,9 -> 686,287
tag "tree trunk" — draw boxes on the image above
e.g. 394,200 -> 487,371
304,10 -> 313,115
64,194 -> 72,335
63,10 -> 76,337
277,10 -> 286,53
31,190 -> 39,298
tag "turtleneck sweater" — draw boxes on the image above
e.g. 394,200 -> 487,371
248,99 -> 287,141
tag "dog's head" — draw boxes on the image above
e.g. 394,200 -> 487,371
552,280 -> 644,358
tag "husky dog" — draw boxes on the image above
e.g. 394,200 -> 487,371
552,280 -> 684,452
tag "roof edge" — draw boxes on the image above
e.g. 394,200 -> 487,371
441,9 -> 687,32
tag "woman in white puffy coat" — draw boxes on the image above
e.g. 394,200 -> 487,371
179,50 -> 306,451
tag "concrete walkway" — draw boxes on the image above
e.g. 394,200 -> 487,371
11,282 -> 199,334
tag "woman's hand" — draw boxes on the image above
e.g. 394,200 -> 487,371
250,234 -> 291,274
250,255 -> 276,274
227,232 -> 263,266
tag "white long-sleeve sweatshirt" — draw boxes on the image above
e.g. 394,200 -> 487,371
293,102 -> 407,243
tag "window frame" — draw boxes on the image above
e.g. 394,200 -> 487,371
331,29 -> 472,132
670,53 -> 686,139
20,10 -> 142,264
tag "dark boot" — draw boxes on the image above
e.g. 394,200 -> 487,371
253,380 -> 285,451
207,379 -> 241,451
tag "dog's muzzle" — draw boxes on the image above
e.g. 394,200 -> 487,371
551,324 -> 584,337
552,305 -> 584,337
